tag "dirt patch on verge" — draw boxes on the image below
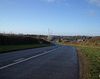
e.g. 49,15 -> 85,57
77,48 -> 90,79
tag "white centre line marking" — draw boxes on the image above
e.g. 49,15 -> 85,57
0,47 -> 60,70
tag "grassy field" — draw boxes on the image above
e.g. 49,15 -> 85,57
0,44 -> 50,53
77,46 -> 100,79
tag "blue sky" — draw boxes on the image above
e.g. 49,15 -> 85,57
0,0 -> 100,36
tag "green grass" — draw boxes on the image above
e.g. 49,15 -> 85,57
78,46 -> 100,79
0,44 -> 50,53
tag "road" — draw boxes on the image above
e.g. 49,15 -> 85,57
0,45 -> 79,79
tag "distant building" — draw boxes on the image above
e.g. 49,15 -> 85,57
77,39 -> 84,42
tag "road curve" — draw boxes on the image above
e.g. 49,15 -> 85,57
0,45 -> 79,79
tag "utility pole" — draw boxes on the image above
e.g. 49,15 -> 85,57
47,28 -> 52,41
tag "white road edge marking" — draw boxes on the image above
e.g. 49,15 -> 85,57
0,47 -> 59,70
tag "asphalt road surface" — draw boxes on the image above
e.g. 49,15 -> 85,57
0,45 -> 79,79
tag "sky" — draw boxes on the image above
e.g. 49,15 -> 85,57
0,0 -> 100,36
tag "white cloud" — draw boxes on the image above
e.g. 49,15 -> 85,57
88,10 -> 97,16
88,0 -> 100,6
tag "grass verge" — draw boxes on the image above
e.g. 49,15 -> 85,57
0,44 -> 50,54
77,46 -> 100,79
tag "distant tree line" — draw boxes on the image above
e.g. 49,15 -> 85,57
0,34 -> 50,45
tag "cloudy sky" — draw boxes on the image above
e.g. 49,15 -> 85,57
0,0 -> 100,36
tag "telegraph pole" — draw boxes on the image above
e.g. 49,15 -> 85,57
47,28 -> 51,41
